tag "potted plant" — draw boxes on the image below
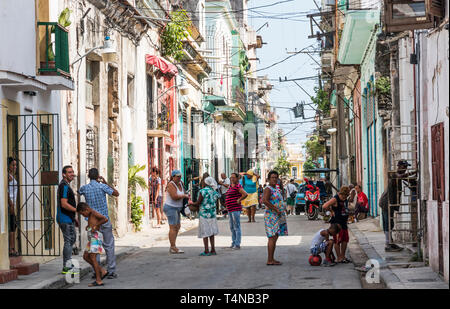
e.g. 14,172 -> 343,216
41,8 -> 71,71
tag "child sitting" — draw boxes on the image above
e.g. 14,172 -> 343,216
77,202 -> 108,287
310,223 -> 341,267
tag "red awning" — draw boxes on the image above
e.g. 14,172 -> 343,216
145,55 -> 178,76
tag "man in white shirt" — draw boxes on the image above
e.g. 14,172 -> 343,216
286,179 -> 298,216
218,173 -> 230,217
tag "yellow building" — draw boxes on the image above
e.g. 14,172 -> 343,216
285,144 -> 304,182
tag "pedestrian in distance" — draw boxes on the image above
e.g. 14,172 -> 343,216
57,165 -> 79,274
77,202 -> 108,287
354,184 -> 369,221
149,167 -> 163,228
225,173 -> 248,249
79,168 -> 119,279
189,177 -> 221,256
310,223 -> 341,267
218,172 -> 230,217
240,169 -> 260,223
257,184 -> 264,210
7,157 -> 19,257
286,179 -> 298,216
164,170 -> 190,254
323,186 -> 351,264
262,170 -> 288,266
347,184 -> 357,223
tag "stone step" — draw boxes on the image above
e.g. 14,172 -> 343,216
0,269 -> 18,284
10,262 -> 39,276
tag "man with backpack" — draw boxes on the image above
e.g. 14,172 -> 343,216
286,179 -> 298,216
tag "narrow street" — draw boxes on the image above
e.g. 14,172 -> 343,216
70,212 -> 362,289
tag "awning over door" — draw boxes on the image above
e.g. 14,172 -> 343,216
145,55 -> 178,76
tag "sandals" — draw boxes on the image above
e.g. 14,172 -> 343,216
92,271 -> 108,280
266,261 -> 283,266
337,258 -> 352,264
209,252 -> 217,256
199,252 -> 211,256
169,248 -> 185,254
88,281 -> 104,287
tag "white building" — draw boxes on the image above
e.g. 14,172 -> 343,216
0,0 -> 74,279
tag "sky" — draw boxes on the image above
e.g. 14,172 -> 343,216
248,0 -> 320,148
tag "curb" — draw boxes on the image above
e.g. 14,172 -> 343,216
42,246 -> 139,289
349,224 -> 405,289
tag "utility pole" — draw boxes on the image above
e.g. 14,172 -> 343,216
337,83 -> 348,187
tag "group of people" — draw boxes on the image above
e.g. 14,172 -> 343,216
156,169 -> 288,266
57,166 -> 119,287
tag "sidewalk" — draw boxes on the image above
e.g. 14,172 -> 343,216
349,217 -> 448,289
0,217 -> 199,289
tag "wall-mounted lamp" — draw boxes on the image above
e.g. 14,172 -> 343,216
70,36 -> 117,66
327,128 -> 337,134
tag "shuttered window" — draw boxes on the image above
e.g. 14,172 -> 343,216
431,122 -> 445,202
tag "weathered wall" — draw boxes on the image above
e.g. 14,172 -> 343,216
419,25 -> 449,282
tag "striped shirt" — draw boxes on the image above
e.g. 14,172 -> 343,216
225,183 -> 244,212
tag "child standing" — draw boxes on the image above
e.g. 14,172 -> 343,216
77,202 -> 108,287
310,223 -> 341,267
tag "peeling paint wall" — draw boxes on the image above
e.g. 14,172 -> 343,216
418,25 -> 449,282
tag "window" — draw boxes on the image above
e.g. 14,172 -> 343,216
86,60 -> 99,109
384,0 -> 444,32
127,74 -> 135,107
393,2 -> 426,19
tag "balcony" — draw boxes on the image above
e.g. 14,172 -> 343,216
337,10 -> 380,65
36,22 -> 74,90
38,22 -> 70,77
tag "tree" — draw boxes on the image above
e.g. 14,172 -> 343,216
274,155 -> 291,177
311,87 -> 331,116
303,159 -> 317,178
161,10 -> 192,61
303,135 -> 325,161
128,164 -> 148,232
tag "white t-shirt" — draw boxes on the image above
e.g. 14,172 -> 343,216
311,229 -> 327,249
286,183 -> 297,197
220,178 -> 230,195
8,173 -> 18,204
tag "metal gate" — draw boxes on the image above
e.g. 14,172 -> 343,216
386,124 -> 419,245
7,114 -> 61,256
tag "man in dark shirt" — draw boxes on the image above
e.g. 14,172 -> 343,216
57,165 -> 78,274
379,160 -> 417,252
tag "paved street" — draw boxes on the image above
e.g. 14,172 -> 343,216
70,211 -> 362,289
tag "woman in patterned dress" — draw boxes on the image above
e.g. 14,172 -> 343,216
189,177 -> 221,256
262,170 -> 288,265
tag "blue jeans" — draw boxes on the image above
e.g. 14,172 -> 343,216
59,222 -> 76,268
229,211 -> 242,247
96,220 -> 116,273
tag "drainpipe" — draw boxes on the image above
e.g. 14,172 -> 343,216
414,31 -> 423,261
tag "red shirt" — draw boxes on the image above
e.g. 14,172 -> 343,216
357,192 -> 369,210
225,183 -> 243,212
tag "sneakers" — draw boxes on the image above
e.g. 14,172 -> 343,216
106,272 -> 118,279
231,245 -> 241,250
322,259 -> 336,267
385,244 -> 404,252
61,266 -> 77,274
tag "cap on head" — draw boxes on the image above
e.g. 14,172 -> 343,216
397,160 -> 411,167
171,170 -> 182,177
